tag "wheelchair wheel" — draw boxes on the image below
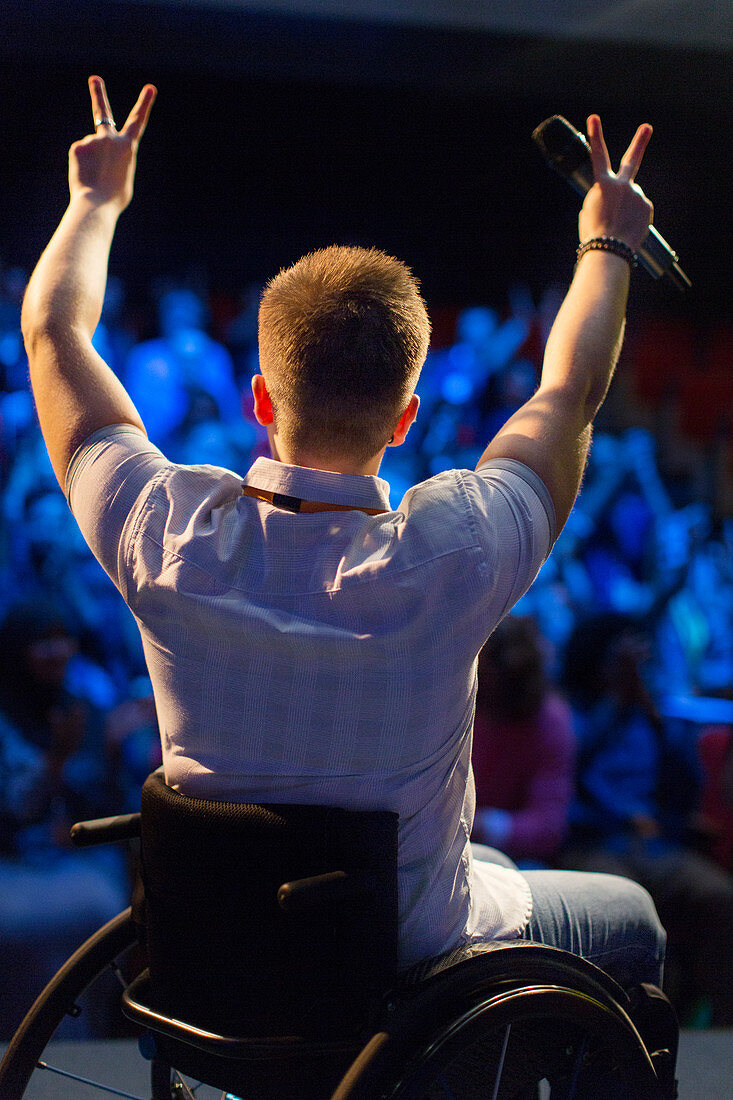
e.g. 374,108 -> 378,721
334,980 -> 669,1100
389,984 -> 663,1100
0,909 -> 145,1100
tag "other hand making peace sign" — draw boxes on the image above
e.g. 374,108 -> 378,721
579,113 -> 654,252
68,76 -> 157,212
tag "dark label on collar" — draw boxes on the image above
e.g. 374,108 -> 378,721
271,491 -> 302,513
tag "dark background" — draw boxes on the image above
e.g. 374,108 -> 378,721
1,0 -> 730,323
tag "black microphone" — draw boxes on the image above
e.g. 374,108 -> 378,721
532,115 -> 691,293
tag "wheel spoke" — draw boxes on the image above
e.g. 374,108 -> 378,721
566,1035 -> 588,1099
36,1058 -> 147,1099
490,1023 -> 511,1100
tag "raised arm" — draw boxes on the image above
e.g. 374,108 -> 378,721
21,76 -> 157,487
478,115 -> 653,531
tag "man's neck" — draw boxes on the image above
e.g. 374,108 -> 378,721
268,437 -> 384,477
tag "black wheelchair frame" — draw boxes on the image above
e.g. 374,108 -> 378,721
0,772 -> 679,1099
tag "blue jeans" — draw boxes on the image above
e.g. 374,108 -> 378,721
472,844 -> 666,989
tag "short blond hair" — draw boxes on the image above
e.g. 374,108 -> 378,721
258,245 -> 430,463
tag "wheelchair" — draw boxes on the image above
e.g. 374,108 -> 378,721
0,770 -> 678,1099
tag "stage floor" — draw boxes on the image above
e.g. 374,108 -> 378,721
2,1031 -> 732,1098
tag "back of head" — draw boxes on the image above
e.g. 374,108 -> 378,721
258,245 -> 431,464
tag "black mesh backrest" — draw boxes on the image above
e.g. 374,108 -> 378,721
139,771 -> 399,1039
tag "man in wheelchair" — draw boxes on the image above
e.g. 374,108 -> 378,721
4,76 -> 676,1098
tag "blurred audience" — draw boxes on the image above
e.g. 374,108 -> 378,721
0,600 -> 128,1036
472,616 -> 575,867
560,613 -> 733,1025
123,286 -> 245,463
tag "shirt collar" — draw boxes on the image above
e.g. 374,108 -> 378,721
244,456 -> 392,512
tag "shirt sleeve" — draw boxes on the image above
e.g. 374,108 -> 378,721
468,458 -> 557,617
64,425 -> 170,597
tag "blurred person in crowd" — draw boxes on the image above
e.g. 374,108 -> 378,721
453,304 -> 528,394
513,431 -> 651,660
520,428 -> 718,684
0,599 -> 127,1036
1,482 -> 146,696
555,429 -> 672,619
2,426 -> 57,525
0,429 -> 58,615
123,285 -> 241,447
415,303 -> 529,474
653,514 -> 733,698
472,615 -> 575,867
173,414 -> 258,471
561,612 -> 733,1023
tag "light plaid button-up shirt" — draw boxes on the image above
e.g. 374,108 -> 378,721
67,426 -> 555,967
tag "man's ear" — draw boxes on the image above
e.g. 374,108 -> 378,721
390,394 -> 420,446
251,374 -> 274,426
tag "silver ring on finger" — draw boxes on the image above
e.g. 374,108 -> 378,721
94,116 -> 116,129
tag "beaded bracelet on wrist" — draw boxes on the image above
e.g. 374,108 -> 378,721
576,236 -> 637,268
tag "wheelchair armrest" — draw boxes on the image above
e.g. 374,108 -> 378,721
70,811 -> 142,848
278,870 -> 379,913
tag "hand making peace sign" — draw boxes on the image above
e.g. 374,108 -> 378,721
579,113 -> 654,252
68,76 -> 157,213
